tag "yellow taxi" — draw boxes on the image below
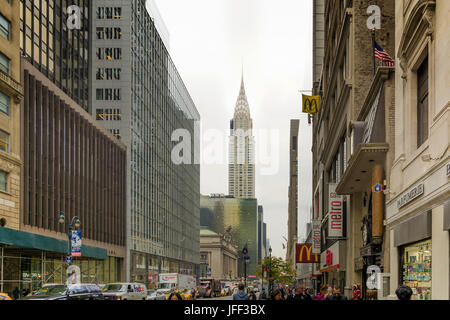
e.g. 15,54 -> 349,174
180,289 -> 194,300
0,293 -> 12,300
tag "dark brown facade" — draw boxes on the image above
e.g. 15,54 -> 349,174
21,59 -> 126,247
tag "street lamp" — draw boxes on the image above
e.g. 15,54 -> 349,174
58,212 -> 81,264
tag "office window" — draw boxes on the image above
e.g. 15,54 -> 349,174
0,170 -> 7,192
0,13 -> 10,40
417,57 -> 429,148
0,129 -> 9,152
0,52 -> 10,74
96,27 -> 104,40
0,91 -> 9,115
114,7 -> 122,19
96,88 -> 103,100
96,68 -> 104,80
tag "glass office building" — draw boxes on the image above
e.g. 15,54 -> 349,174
200,195 -> 258,277
90,0 -> 200,284
19,0 -> 90,110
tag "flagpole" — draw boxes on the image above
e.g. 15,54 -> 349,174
372,29 -> 376,75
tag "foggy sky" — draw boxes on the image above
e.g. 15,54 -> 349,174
154,0 -> 313,258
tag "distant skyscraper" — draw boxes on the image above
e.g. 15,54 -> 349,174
287,120 -> 299,265
228,74 -> 255,199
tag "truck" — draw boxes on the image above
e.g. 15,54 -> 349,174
157,273 -> 196,291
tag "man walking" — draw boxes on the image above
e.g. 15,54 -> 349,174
326,287 -> 348,300
287,285 -> 313,301
233,283 -> 250,300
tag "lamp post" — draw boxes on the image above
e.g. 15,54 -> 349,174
58,212 -> 81,265
268,246 -> 272,294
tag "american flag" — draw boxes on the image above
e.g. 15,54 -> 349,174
374,40 -> 395,67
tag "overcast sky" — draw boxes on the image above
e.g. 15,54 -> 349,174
153,0 -> 313,259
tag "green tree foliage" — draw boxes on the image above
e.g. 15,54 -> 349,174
254,257 -> 296,285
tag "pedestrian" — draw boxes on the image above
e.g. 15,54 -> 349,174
248,290 -> 257,301
352,284 -> 362,300
12,287 -> 20,300
233,283 -> 249,300
395,285 -> 413,301
270,289 -> 283,301
326,287 -> 347,300
168,292 -> 183,300
314,285 -> 328,300
260,289 -> 267,300
287,285 -> 313,301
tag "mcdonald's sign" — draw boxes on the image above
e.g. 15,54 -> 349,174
296,244 -> 320,263
302,95 -> 320,114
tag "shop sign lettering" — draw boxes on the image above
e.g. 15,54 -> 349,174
397,183 -> 424,209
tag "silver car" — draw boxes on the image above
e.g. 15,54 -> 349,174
147,289 -> 169,300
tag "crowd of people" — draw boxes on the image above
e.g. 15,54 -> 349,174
231,283 -> 414,301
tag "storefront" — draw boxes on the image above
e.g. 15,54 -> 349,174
400,239 -> 432,300
0,227 -> 123,298
320,241 -> 346,292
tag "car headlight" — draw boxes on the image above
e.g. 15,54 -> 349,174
116,296 -> 121,300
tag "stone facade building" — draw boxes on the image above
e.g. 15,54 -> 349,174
386,0 -> 449,300
311,0 -> 449,300
199,227 -> 238,281
311,0 -> 395,298
0,0 -> 23,231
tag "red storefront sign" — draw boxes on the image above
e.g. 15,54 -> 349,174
296,244 -> 320,263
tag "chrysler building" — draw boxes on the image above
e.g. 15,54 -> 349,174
228,74 -> 255,198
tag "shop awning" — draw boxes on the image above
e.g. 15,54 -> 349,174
0,227 -> 107,260
336,143 -> 389,195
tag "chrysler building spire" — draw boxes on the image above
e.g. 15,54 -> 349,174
229,72 -> 255,199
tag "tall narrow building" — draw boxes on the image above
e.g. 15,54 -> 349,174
228,74 -> 255,199
287,120 -> 299,266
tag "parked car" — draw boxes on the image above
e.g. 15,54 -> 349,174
102,283 -> 147,300
0,293 -> 12,300
147,289 -> 167,300
20,284 -> 103,300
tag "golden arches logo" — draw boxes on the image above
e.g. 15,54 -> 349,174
302,95 -> 320,114
296,244 -> 320,263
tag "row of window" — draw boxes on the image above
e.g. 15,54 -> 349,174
96,7 -> 122,20
96,88 -> 121,101
109,129 -> 121,139
96,48 -> 122,60
0,7 -> 12,194
96,27 -> 122,40
96,68 -> 121,80
96,109 -> 122,121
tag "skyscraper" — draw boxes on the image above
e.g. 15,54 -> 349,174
90,0 -> 200,284
228,74 -> 255,199
287,120 -> 299,266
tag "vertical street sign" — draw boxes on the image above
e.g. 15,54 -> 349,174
328,184 -> 344,238
71,230 -> 82,257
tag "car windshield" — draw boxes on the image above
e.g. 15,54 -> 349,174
102,284 -> 125,292
33,285 -> 67,296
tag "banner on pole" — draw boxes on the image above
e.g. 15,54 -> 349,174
71,230 -> 82,257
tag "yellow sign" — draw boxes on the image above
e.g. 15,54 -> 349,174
302,94 -> 320,114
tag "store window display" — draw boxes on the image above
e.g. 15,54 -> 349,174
401,239 -> 432,300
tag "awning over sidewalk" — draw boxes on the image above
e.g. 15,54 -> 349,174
336,143 -> 389,195
0,227 -> 107,260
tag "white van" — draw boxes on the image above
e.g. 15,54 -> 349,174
102,283 -> 147,300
